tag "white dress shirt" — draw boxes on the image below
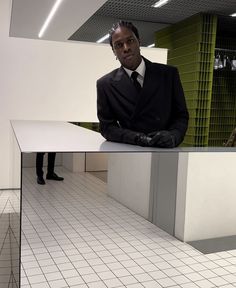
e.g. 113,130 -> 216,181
123,58 -> 146,87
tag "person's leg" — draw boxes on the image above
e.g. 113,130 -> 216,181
46,153 -> 64,181
47,152 -> 56,176
36,153 -> 45,184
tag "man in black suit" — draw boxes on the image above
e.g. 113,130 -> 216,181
97,21 -> 189,148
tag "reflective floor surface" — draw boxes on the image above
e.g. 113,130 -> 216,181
21,167 -> 236,288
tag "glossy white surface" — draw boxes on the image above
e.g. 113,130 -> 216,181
10,120 -> 171,153
11,120 -> 236,242
11,120 -> 236,153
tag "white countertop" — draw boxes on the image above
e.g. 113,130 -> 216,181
10,120 -> 160,153
11,120 -> 236,153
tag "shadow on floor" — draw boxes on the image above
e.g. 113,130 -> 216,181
88,171 -> 107,183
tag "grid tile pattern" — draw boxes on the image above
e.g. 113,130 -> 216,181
0,189 -> 20,288
69,0 -> 236,45
21,168 -> 236,288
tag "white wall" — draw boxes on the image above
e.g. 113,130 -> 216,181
0,0 -> 167,188
175,152 -> 236,242
23,153 -> 62,168
85,153 -> 108,171
108,153 -> 152,219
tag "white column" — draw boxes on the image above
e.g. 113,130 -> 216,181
62,153 -> 85,172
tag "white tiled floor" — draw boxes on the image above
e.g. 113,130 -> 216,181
21,167 -> 236,288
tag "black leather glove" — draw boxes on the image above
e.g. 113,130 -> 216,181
148,130 -> 176,148
135,133 -> 152,147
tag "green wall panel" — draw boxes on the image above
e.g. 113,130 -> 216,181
208,35 -> 236,146
155,13 -> 217,146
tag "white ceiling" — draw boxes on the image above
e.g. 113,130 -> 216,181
10,0 -> 107,41
10,0 -> 236,46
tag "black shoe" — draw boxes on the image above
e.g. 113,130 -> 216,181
46,172 -> 64,181
37,177 -> 45,185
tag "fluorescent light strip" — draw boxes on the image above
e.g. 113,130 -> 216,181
96,34 -> 109,43
38,0 -> 63,38
152,0 -> 169,8
230,12 -> 236,17
147,43 -> 155,48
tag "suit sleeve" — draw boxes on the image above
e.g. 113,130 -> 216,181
168,68 -> 189,146
97,79 -> 140,145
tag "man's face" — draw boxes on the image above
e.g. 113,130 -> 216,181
111,26 -> 142,70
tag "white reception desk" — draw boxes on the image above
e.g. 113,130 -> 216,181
11,120 -> 236,245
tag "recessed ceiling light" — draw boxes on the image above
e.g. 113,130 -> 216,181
38,0 -> 63,38
147,43 -> 155,48
230,12 -> 236,17
96,34 -> 109,43
152,0 -> 169,8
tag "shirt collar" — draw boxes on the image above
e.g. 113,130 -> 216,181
123,58 -> 146,79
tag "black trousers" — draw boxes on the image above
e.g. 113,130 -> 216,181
36,152 -> 56,177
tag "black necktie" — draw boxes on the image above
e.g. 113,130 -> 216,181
131,71 -> 142,92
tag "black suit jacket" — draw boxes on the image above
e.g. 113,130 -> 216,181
97,57 -> 189,146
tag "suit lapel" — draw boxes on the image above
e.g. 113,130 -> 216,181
132,59 -> 162,118
111,67 -> 137,105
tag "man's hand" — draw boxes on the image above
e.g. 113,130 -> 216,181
135,133 -> 152,147
148,130 -> 176,148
